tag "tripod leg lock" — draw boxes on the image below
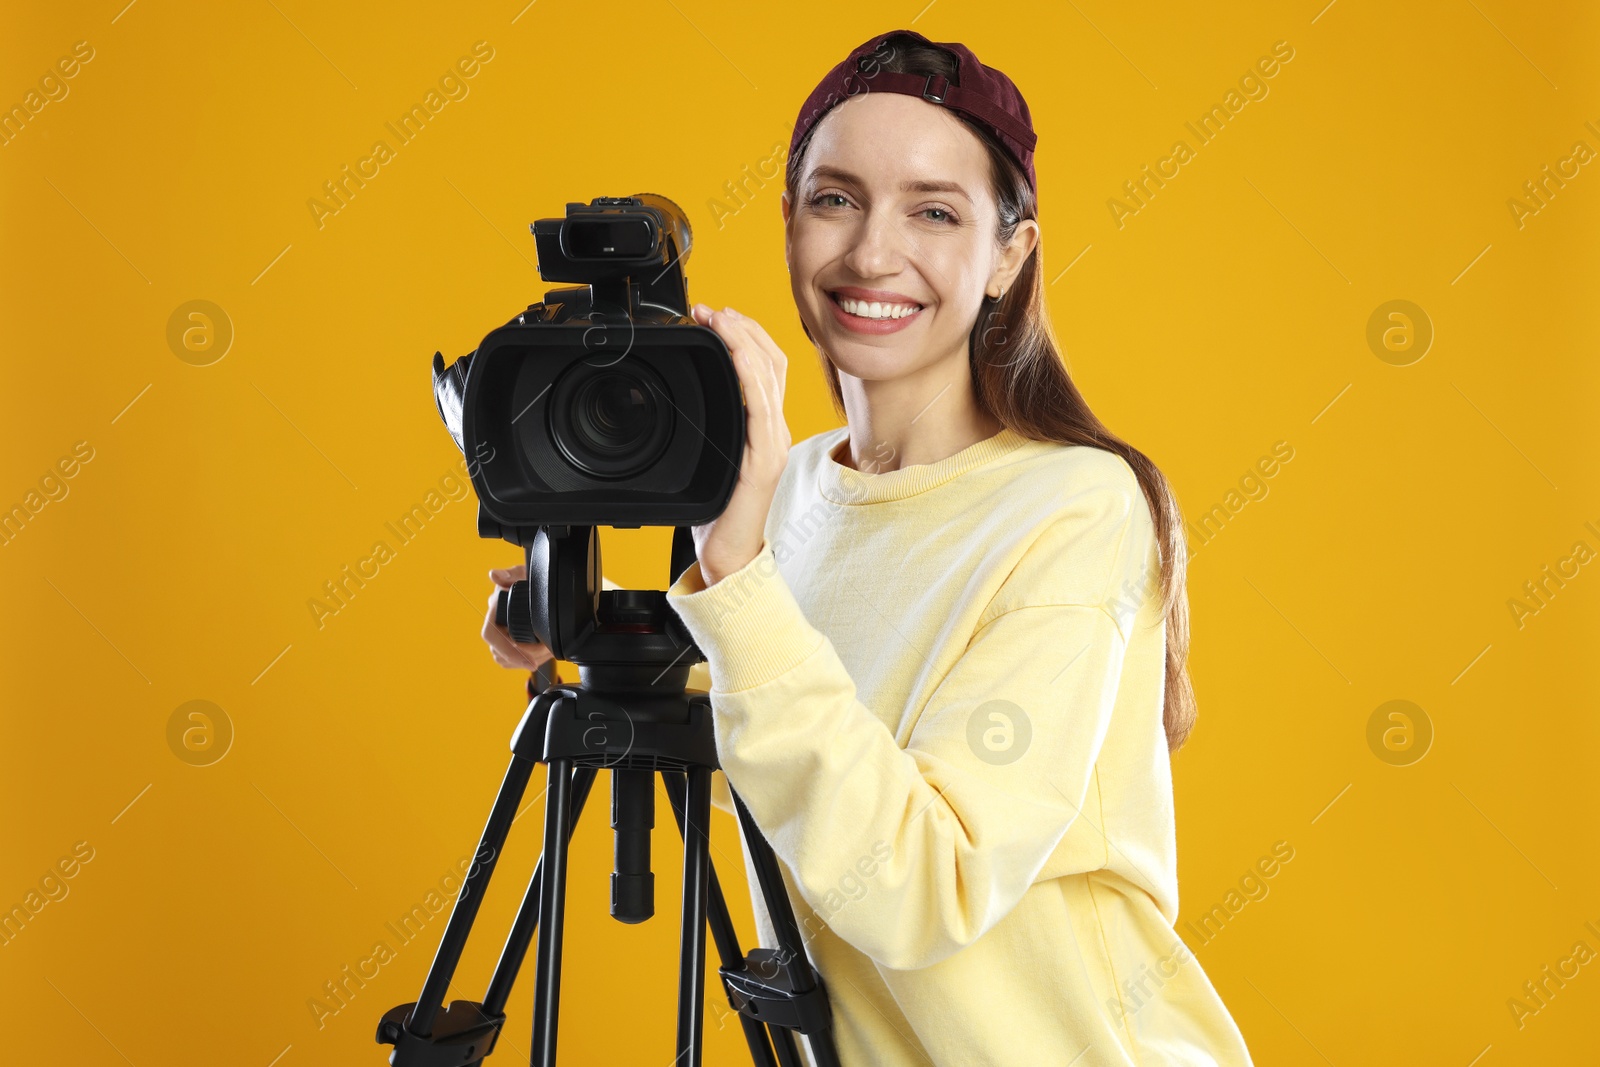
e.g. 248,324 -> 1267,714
376,1000 -> 504,1067
719,948 -> 835,1037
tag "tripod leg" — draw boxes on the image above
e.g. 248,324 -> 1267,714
662,773 -> 781,1067
732,793 -> 843,1067
406,751 -> 536,1038
481,765 -> 599,1018
531,757 -> 576,1066
676,765 -> 713,1067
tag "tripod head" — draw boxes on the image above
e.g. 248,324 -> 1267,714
492,523 -> 705,696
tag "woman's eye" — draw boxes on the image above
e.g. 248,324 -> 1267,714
811,194 -> 849,208
922,207 -> 955,224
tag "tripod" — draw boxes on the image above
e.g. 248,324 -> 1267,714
377,525 -> 841,1067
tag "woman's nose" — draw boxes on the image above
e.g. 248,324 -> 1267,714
842,210 -> 907,279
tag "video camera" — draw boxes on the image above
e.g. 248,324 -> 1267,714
431,193 -> 744,545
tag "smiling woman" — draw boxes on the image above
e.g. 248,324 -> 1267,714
662,27 -> 1254,1067
482,25 -> 1250,1067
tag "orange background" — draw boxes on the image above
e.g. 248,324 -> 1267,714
2,1 -> 1597,1064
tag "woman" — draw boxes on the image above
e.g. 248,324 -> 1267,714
483,29 -> 1254,1067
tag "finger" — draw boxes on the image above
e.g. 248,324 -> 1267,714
723,316 -> 786,465
484,620 -> 523,662
483,574 -> 554,671
491,645 -> 549,672
749,353 -> 784,456
482,601 -> 508,649
512,642 -> 555,669
690,308 -> 781,417
709,311 -> 769,423
708,307 -> 756,364
722,323 -> 773,451
489,640 -> 525,669
486,620 -> 550,670
488,563 -> 525,586
701,310 -> 786,481
723,309 -> 785,430
715,310 -> 771,400
746,332 -> 788,429
481,600 -> 529,659
726,309 -> 788,374
483,605 -> 552,667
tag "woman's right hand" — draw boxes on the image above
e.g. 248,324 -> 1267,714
685,304 -> 791,586
482,564 -> 557,671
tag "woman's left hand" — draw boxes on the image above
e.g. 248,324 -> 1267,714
687,304 -> 791,586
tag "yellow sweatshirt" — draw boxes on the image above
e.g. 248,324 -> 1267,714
666,425 -> 1253,1066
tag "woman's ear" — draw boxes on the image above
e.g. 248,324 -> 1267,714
780,190 -> 794,272
989,218 -> 1040,297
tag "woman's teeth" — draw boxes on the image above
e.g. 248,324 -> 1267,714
835,295 -> 921,320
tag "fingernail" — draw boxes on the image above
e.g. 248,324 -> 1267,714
726,306 -> 741,317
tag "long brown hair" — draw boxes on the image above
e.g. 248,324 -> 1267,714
786,33 -> 1199,753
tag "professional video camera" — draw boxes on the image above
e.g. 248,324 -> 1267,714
431,193 -> 745,538
381,194 -> 841,1067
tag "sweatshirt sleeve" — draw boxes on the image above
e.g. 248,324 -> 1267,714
689,662 -> 736,816
665,485 -> 1151,971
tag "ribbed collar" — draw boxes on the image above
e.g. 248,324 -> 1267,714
817,425 -> 1033,505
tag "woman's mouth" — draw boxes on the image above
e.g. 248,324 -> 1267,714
826,291 -> 925,335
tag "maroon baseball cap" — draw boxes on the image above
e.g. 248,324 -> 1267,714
789,30 -> 1039,194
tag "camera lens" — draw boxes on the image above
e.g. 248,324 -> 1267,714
548,360 -> 674,480
576,372 -> 654,451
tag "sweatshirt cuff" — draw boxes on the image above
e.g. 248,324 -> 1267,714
666,537 -> 824,694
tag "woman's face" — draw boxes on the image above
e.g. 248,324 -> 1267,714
782,92 -> 1032,382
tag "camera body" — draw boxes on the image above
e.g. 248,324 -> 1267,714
433,194 -> 744,546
